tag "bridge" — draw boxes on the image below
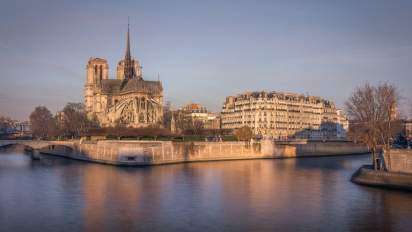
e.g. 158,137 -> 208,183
0,140 -> 77,151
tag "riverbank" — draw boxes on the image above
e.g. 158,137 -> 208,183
351,165 -> 412,191
39,140 -> 369,166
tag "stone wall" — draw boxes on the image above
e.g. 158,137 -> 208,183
40,140 -> 369,166
351,165 -> 412,191
296,141 -> 368,156
263,140 -> 368,158
385,150 -> 412,174
149,141 -> 262,164
42,140 -> 264,165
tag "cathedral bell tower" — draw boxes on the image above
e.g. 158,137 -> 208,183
85,58 -> 109,114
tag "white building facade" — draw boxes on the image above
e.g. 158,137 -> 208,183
221,91 -> 348,139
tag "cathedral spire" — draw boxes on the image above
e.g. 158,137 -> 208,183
124,18 -> 135,79
125,18 -> 131,60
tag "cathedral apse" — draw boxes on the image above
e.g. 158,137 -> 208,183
84,24 -> 163,128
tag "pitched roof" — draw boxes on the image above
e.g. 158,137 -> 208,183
101,79 -> 122,93
100,78 -> 162,95
121,78 -> 162,94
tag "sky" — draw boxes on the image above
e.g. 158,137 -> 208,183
1,0 -> 412,120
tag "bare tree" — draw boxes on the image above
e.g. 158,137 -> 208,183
234,126 -> 253,142
346,83 -> 400,170
192,120 -> 204,135
174,111 -> 192,133
376,83 -> 400,169
90,125 -> 172,140
59,103 -> 99,139
110,119 -> 127,139
410,100 -> 412,119
162,101 -> 173,129
29,106 -> 55,139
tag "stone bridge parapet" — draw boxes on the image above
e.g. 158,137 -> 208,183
0,140 -> 77,150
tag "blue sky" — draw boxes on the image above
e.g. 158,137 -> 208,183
1,0 -> 412,120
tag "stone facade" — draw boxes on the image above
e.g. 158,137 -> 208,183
221,91 -> 348,139
84,26 -> 163,128
401,119 -> 412,139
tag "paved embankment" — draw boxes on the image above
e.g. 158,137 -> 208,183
351,165 -> 412,191
39,140 -> 369,166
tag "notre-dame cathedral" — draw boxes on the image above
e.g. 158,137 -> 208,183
84,25 -> 163,128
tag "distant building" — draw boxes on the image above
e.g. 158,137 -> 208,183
0,117 -> 13,135
179,103 -> 220,129
171,103 -> 220,132
14,121 -> 31,135
180,103 -> 209,120
220,91 -> 348,139
55,111 -> 66,124
336,109 -> 349,137
206,116 -> 221,130
401,119 -> 412,139
84,24 -> 163,128
0,119 -> 31,138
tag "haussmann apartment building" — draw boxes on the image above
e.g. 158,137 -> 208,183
220,91 -> 348,139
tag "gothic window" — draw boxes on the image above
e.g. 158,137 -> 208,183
135,97 -> 140,112
147,103 -> 152,122
141,98 -> 145,109
139,113 -> 145,123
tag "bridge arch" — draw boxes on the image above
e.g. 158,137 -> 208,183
0,143 -> 36,152
0,140 -> 76,153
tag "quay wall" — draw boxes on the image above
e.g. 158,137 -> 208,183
351,165 -> 412,191
41,140 -> 369,166
43,141 -> 264,165
384,149 -> 412,174
296,142 -> 368,156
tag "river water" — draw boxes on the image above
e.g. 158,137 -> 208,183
1,150 -> 412,232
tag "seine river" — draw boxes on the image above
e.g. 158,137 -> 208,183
1,150 -> 412,232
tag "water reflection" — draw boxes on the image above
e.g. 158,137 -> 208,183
1,150 -> 412,231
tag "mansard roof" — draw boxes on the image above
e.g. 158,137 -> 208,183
100,78 -> 162,95
228,90 -> 331,105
